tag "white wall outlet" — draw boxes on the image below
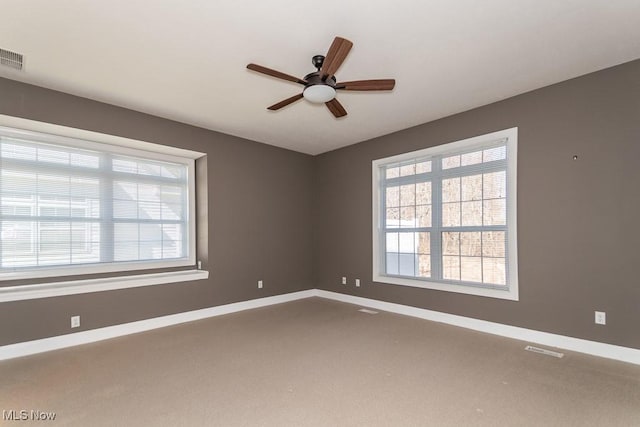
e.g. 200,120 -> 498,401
197,260 -> 202,270
595,311 -> 606,325
355,278 -> 361,287
71,315 -> 80,328
257,280 -> 263,289
341,277 -> 347,285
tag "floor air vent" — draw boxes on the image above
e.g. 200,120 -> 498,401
0,48 -> 24,70
525,345 -> 564,358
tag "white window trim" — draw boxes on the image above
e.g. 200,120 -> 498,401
372,127 -> 519,301
0,114 -> 205,283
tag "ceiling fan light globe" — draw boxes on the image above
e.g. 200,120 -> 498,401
303,85 -> 336,104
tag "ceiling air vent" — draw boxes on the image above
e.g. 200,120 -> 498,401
0,48 -> 24,70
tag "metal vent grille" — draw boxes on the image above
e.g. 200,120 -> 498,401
0,48 -> 23,70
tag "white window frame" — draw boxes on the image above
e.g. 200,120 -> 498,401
372,128 -> 519,301
0,114 -> 205,284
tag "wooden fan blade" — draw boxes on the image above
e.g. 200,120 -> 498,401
325,98 -> 347,118
247,63 -> 306,85
320,37 -> 353,79
336,79 -> 396,91
267,93 -> 304,110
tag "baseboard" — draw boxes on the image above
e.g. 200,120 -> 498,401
315,290 -> 640,366
2,288 -> 639,366
0,289 -> 315,361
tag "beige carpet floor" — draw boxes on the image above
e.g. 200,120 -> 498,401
1,297 -> 639,426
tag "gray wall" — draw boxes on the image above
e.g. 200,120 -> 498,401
0,78 -> 315,346
313,59 -> 640,350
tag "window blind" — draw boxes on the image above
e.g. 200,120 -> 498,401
0,131 -> 192,276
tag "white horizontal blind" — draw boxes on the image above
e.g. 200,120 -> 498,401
0,132 -> 191,276
380,138 -> 510,289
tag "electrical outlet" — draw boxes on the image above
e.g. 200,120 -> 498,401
341,277 -> 347,285
257,280 -> 263,289
595,311 -> 606,325
71,315 -> 80,328
355,278 -> 360,287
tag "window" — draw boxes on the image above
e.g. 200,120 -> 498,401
0,124 -> 198,280
372,128 -> 518,300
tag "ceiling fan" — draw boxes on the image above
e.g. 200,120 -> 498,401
247,36 -> 395,118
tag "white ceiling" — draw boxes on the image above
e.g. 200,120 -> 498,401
1,1 -> 639,155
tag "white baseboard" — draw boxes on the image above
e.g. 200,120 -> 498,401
0,289 -> 315,361
315,290 -> 640,366
2,288 -> 639,366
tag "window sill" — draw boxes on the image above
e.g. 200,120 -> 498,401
0,270 -> 209,303
373,273 -> 519,301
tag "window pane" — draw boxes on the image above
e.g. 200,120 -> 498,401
1,221 -> 36,267
398,232 -> 414,253
461,175 -> 482,201
483,171 -> 506,199
461,151 -> 482,166
460,257 -> 482,282
162,203 -> 183,221
1,141 -> 36,161
114,200 -> 138,219
483,257 -> 506,285
38,174 -> 70,196
442,232 -> 460,255
398,253 -> 415,276
399,162 -> 415,176
140,223 -> 162,241
416,232 -> 430,254
416,182 -> 431,204
140,240 -> 163,260
114,182 -> 137,200
115,223 -> 139,242
400,206 -> 416,228
442,202 -> 460,227
386,232 -> 399,252
39,221 -> 71,265
443,255 -> 460,280
386,186 -> 399,207
460,232 -> 481,256
71,223 -> 100,263
400,184 -> 415,206
482,232 -> 505,257
461,201 -> 482,226
113,159 -> 138,174
114,241 -> 139,261
138,184 -> 161,202
416,205 -> 431,227
385,165 -> 399,179
483,146 -> 506,162
386,208 -> 400,228
416,161 -> 431,174
386,252 -> 399,275
483,199 -> 506,225
442,178 -> 460,202
442,155 -> 461,169
417,254 -> 431,278
139,202 -> 162,220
